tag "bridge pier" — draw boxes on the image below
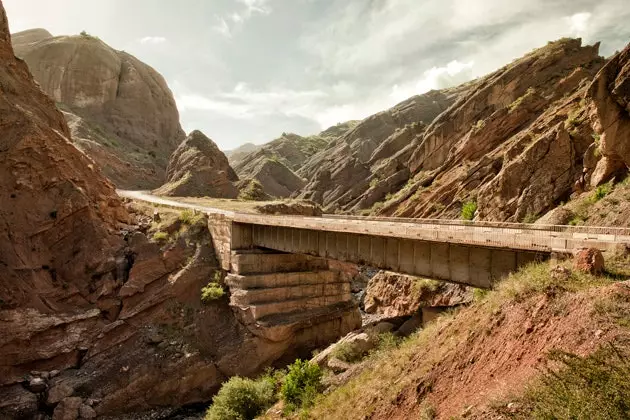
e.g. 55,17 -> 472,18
225,248 -> 361,349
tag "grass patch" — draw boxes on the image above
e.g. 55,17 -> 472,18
472,119 -> 486,132
369,177 -> 380,189
514,344 -> 630,420
508,88 -> 536,113
521,212 -> 539,224
201,282 -> 225,303
591,182 -> 613,203
461,200 -> 477,221
152,231 -> 169,242
487,261 -> 610,307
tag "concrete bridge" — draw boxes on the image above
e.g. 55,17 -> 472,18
120,191 -> 630,289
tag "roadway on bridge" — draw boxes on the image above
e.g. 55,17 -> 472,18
118,190 -> 630,254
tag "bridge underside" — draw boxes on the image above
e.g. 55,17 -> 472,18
230,222 -> 547,289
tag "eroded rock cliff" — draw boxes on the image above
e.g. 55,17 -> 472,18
12,29 -> 185,189
154,130 -> 239,198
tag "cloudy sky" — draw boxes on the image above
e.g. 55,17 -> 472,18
4,0 -> 630,150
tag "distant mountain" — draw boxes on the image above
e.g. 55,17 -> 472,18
225,142 -> 261,165
232,121 -> 359,197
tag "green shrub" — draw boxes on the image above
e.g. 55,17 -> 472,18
179,209 -> 193,224
518,345 -> 630,420
152,231 -> 169,242
331,341 -> 360,363
521,212 -> 539,224
472,119 -> 486,132
201,282 -> 225,303
461,200 -> 477,221
591,183 -> 613,202
369,177 -> 380,188
205,376 -> 276,420
508,88 -> 535,113
281,359 -> 323,412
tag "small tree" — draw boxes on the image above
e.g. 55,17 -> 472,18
461,200 -> 477,221
281,359 -> 323,411
205,376 -> 275,420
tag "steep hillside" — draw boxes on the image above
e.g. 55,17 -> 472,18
300,259 -> 630,419
378,39 -> 606,222
233,121 -> 358,198
296,89 -> 465,211
295,39 -> 607,218
12,29 -> 185,189
154,130 -> 239,198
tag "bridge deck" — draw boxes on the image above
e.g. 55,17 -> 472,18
119,191 -> 630,254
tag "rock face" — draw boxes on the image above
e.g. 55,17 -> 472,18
296,91 -> 463,211
585,42 -> 630,183
236,157 -> 305,198
12,29 -> 185,188
0,1 -> 128,316
233,122 -> 358,197
363,271 -> 473,318
154,130 -> 239,198
294,39 -> 608,221
368,39 -> 606,222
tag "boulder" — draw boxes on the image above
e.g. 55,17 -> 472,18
364,271 -> 472,317
536,207 -> 575,226
327,357 -> 352,374
255,200 -> 323,216
154,130 -> 239,198
574,248 -> 605,275
78,404 -> 97,419
52,397 -> 82,420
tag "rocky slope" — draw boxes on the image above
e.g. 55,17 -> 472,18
233,122 -> 358,198
154,130 -> 239,198
12,29 -> 185,189
296,90 -> 466,211
302,259 -> 630,420
295,39 -> 610,220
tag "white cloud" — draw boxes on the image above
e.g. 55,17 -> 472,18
390,60 -> 474,103
139,36 -> 166,45
213,17 -> 232,38
175,83 -> 327,120
566,12 -> 592,36
214,0 -> 271,38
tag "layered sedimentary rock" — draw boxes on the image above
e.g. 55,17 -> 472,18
154,130 -> 239,198
585,42 -> 630,185
12,29 -> 185,188
373,39 -> 606,222
296,90 -> 464,211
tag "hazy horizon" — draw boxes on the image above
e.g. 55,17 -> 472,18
4,0 -> 630,150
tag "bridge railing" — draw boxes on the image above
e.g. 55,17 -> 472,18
321,214 -> 630,237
